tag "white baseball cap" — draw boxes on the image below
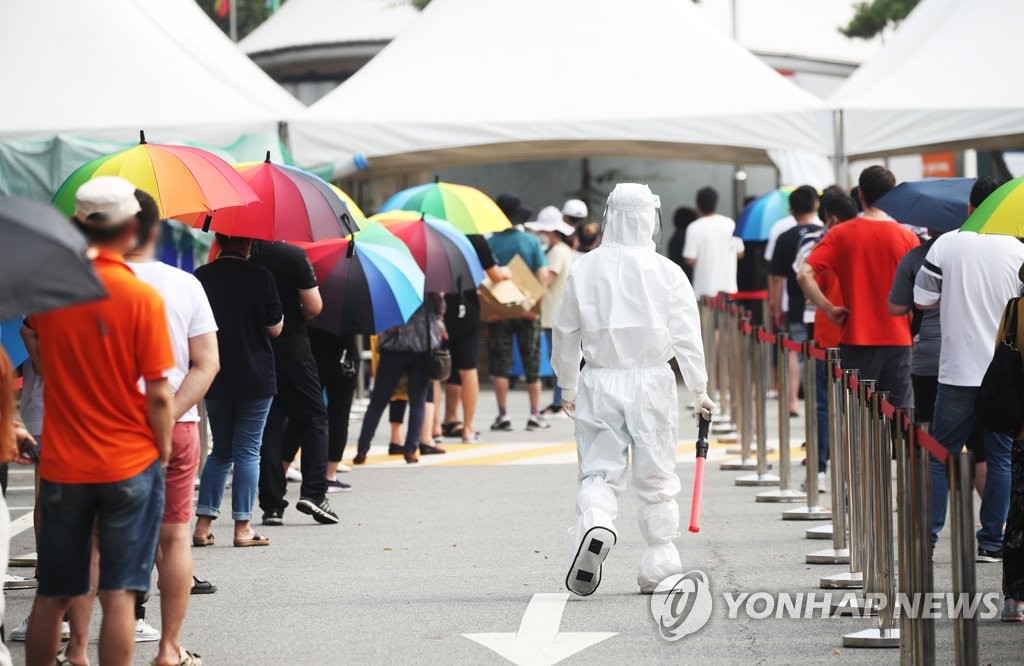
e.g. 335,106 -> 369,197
562,199 -> 588,220
74,176 -> 141,227
525,205 -> 576,236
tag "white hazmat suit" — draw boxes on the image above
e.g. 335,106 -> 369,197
552,183 -> 712,595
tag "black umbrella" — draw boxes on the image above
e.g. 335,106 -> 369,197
0,196 -> 106,320
875,178 -> 975,233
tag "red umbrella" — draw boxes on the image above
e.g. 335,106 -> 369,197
185,155 -> 354,241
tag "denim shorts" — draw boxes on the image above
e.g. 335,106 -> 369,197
37,460 -> 165,597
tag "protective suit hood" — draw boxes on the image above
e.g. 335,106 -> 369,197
601,183 -> 658,251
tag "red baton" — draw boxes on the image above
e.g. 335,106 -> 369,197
689,415 -> 711,533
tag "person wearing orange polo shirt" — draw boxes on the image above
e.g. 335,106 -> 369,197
24,176 -> 174,666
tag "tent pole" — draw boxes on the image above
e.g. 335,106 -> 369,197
833,109 -> 849,189
229,0 -> 238,42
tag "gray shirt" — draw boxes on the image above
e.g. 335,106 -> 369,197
889,242 -> 940,376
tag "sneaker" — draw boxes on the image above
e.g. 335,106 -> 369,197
800,472 -> 828,494
542,404 -> 562,415
262,509 -> 284,526
9,616 -> 67,642
977,546 -> 1003,563
134,618 -> 161,643
296,497 -> 340,525
566,526 -> 616,596
490,416 -> 512,431
286,466 -> 303,482
336,463 -> 352,474
1001,598 -> 1024,622
526,415 -> 551,431
326,479 -> 352,493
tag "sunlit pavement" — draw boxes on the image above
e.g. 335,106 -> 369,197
3,385 -> 1016,665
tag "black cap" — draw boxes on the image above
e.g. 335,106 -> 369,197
495,192 -> 532,225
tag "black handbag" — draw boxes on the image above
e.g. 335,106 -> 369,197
976,297 -> 1024,437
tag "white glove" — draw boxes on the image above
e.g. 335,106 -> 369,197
694,390 -> 718,422
562,387 -> 578,420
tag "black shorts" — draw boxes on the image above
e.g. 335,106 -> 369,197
445,293 -> 482,384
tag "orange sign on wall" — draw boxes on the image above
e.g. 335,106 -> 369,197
922,152 -> 956,178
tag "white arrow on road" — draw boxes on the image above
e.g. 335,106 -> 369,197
463,593 -> 617,666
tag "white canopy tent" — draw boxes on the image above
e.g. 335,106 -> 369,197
240,0 -> 418,56
0,0 -> 304,197
830,0 -> 1024,159
290,0 -> 834,183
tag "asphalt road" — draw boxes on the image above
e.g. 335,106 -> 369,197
3,385 -> 1018,665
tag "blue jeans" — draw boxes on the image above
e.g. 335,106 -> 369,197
816,358 -> 829,474
929,384 -> 1011,551
198,397 -> 273,521
543,328 -> 562,407
38,460 -> 165,596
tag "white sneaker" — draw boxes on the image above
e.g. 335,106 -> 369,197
799,472 -> 828,494
9,616 -> 71,642
134,618 -> 161,643
335,463 -> 352,474
286,466 -> 303,482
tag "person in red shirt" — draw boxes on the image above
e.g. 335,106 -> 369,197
25,176 -> 174,666
797,166 -> 919,407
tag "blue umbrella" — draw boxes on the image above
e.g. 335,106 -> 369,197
734,187 -> 795,241
1,318 -> 28,368
297,223 -> 425,335
875,178 -> 975,232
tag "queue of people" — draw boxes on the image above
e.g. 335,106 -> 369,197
674,168 -> 1024,621
0,176 -> 597,664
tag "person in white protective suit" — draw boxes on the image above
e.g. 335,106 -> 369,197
552,183 -> 717,596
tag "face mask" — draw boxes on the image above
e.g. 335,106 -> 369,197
539,236 -> 551,252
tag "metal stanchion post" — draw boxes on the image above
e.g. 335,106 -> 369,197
736,327 -> 779,487
714,302 -> 738,440
808,349 -> 842,541
949,451 -> 978,666
787,343 -> 830,520
912,423 -> 936,662
896,409 -> 917,664
822,370 -> 864,591
844,391 -> 899,647
722,314 -> 756,471
758,333 -> 805,502
703,298 -> 719,407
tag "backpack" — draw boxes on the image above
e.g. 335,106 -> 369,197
975,297 -> 1024,437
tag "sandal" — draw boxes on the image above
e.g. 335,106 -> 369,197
441,421 -> 464,438
233,532 -> 270,548
151,647 -> 202,666
190,576 -> 217,595
191,534 -> 214,548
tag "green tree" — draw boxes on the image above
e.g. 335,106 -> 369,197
840,0 -> 919,39
197,0 -> 286,41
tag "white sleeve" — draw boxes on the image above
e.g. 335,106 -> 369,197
682,224 -> 698,260
668,269 -> 709,393
764,231 -> 778,261
551,272 -> 583,400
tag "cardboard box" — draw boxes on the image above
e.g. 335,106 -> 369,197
478,254 -> 546,321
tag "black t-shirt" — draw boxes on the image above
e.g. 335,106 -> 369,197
445,234 -> 497,321
195,254 -> 283,400
768,223 -> 823,325
251,241 -> 319,357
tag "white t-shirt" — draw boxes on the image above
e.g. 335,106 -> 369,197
541,242 -> 573,329
763,215 -> 796,262
914,232 -> 1024,386
131,261 -> 218,422
682,214 -> 744,298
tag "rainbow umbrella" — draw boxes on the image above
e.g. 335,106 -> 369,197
182,155 -> 354,241
734,186 -> 796,241
52,132 -> 258,220
379,180 -> 511,234
330,184 -> 366,224
961,175 -> 1024,237
371,212 -> 484,293
297,222 -> 425,335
